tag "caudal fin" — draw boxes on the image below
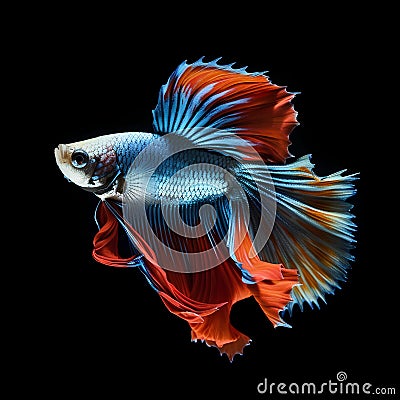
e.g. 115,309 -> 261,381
261,155 -> 358,313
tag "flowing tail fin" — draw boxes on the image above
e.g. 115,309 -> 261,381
240,155 -> 358,314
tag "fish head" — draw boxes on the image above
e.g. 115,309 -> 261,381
54,135 -> 120,193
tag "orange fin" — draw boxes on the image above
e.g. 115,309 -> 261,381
204,336 -> 251,363
157,290 -> 226,324
92,201 -> 227,322
165,260 -> 252,361
92,201 -> 139,267
95,199 -> 298,358
229,209 -> 300,327
193,311 -> 252,363
249,268 -> 300,327
152,57 -> 298,163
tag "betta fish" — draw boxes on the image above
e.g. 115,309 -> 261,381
54,57 -> 357,361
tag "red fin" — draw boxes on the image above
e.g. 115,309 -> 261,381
92,201 -> 231,323
136,219 -> 254,359
232,222 -> 300,326
249,268 -> 300,327
92,200 -> 298,358
193,306 -> 251,362
153,58 -> 298,163
92,201 -> 137,267
166,260 -> 252,361
146,257 -> 229,324
203,336 -> 251,363
158,291 -> 225,324
234,232 -> 284,282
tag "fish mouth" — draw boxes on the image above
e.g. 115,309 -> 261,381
54,144 -> 69,164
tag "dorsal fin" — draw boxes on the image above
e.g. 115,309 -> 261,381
152,57 -> 298,163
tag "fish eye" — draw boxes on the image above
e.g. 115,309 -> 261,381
71,149 -> 89,168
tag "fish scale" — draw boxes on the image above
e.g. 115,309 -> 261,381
144,149 -> 234,203
114,132 -> 158,175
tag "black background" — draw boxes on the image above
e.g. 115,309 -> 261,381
27,5 -> 396,398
